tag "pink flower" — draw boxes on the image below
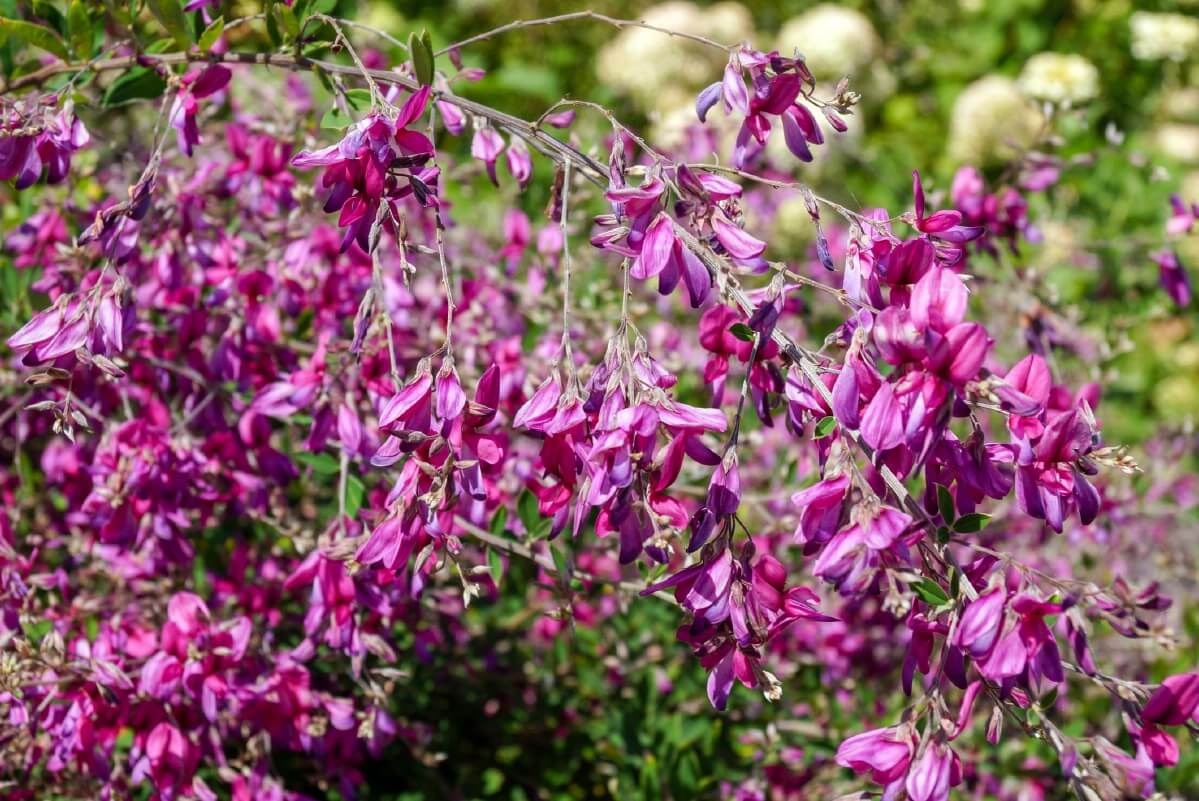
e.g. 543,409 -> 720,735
505,137 -> 532,188
905,742 -> 961,801
835,725 -> 915,786
170,65 -> 231,156
471,126 -> 505,185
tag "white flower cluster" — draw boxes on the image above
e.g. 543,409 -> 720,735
948,76 -> 1043,165
596,1 -> 753,113
1130,11 -> 1199,62
774,4 -> 880,81
1018,52 -> 1100,105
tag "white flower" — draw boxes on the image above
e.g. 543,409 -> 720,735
948,76 -> 1044,165
596,2 -> 753,113
1018,52 -> 1100,105
770,194 -> 818,252
776,5 -> 879,80
1130,11 -> 1199,62
1156,123 -> 1199,163
1182,170 -> 1199,203
1162,88 -> 1199,122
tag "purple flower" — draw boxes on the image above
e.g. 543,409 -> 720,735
1167,193 -> 1197,237
170,65 -> 231,157
953,588 -> 1007,660
1151,249 -> 1192,307
1,100 -> 90,189
712,214 -> 766,260
292,87 -> 434,251
1143,673 -> 1199,727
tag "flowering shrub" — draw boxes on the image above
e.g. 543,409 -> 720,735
0,3 -> 1197,801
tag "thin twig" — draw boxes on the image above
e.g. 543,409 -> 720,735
435,11 -> 732,57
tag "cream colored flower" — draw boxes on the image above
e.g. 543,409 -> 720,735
1162,88 -> 1199,123
1182,170 -> 1199,202
1130,11 -> 1199,62
770,194 -> 818,253
1035,220 -> 1078,268
1178,172 -> 1199,265
776,5 -> 879,81
948,76 -> 1043,165
596,2 -> 753,113
1156,123 -> 1199,163
1018,52 -> 1100,105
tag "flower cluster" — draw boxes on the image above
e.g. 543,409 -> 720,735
0,11 -> 1191,801
696,46 -> 848,167
1,97 -> 89,188
292,87 -> 436,251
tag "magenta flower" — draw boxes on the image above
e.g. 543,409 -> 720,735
471,126 -> 505,185
170,65 -> 231,157
1144,672 -> 1199,727
1013,404 -> 1102,531
953,588 -> 1008,661
790,475 -> 850,549
1151,249 -> 1192,307
505,136 -> 532,188
1167,193 -> 1197,237
292,87 -> 434,251
697,48 -> 832,168
711,213 -> 766,260
905,742 -> 961,801
1,100 -> 90,188
835,724 -> 915,786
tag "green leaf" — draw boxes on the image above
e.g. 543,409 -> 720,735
145,38 -> 176,54
22,618 -> 52,644
145,0 -> 192,49
814,415 -> 837,438
31,0 -> 66,36
550,544 -> 571,582
197,15 -> 223,52
345,474 -> 365,517
101,66 -> 167,107
343,87 -> 371,110
728,323 -> 755,342
910,577 -> 950,606
264,2 -> 281,46
115,728 -> 134,750
320,105 -> 353,129
953,513 -> 991,533
192,553 -> 210,596
274,2 -> 298,38
489,506 -> 508,537
936,484 -> 955,525
517,490 -> 539,532
67,0 -> 89,58
294,451 -> 340,475
301,38 -> 334,58
409,28 -> 434,86
482,767 -> 504,795
488,547 -> 504,586
0,18 -> 69,59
